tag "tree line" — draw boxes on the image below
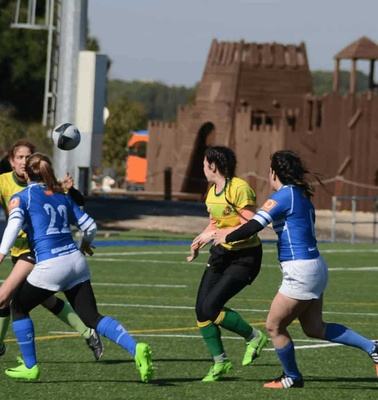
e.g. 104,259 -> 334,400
0,0 -> 372,176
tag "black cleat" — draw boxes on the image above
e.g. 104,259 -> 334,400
85,329 -> 104,361
0,343 -> 6,357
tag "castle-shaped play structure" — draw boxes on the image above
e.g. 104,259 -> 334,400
145,37 -> 378,210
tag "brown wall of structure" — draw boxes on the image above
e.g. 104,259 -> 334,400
145,38 -> 378,212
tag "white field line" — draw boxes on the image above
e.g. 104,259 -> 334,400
48,330 -> 373,351
95,303 -> 378,317
88,257 -> 378,271
92,249 -> 378,257
89,250 -> 378,270
92,283 -> 186,288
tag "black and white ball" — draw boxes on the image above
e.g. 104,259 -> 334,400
54,123 -> 81,151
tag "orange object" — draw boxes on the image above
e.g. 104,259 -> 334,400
125,131 -> 148,190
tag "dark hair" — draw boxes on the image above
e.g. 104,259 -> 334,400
25,153 -> 64,193
204,146 -> 237,179
204,145 -> 245,213
270,150 -> 315,198
9,140 -> 36,159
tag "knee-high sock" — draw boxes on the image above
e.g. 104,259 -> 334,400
0,307 -> 10,344
325,323 -> 375,353
96,316 -> 137,356
275,340 -> 301,379
218,308 -> 253,340
49,298 -> 91,339
13,317 -> 37,369
198,321 -> 224,358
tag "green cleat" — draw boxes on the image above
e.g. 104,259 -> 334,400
5,357 -> 40,380
134,343 -> 153,383
202,360 -> 233,382
242,330 -> 268,366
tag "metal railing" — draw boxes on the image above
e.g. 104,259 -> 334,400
331,196 -> 378,243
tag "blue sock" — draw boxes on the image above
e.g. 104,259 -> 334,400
13,318 -> 37,369
325,323 -> 375,353
96,316 -> 137,356
275,340 -> 301,379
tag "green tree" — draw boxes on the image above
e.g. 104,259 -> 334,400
0,0 -> 47,121
311,70 -> 369,95
107,80 -> 196,121
102,97 -> 147,177
0,110 -> 53,154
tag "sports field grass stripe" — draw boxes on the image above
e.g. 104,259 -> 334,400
92,283 -> 187,288
91,248 -> 378,256
8,332 -> 372,353
87,258 -> 378,270
95,303 -> 378,317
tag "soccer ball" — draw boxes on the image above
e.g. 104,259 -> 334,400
54,123 -> 81,151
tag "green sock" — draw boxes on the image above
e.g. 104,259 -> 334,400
0,308 -> 10,344
199,322 -> 224,357
56,302 -> 91,339
219,308 -> 253,340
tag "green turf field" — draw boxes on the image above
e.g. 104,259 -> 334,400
0,231 -> 377,399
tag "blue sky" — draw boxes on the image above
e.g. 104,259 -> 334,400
88,0 -> 378,87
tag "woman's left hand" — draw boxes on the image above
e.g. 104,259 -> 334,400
191,231 -> 215,250
62,172 -> 74,190
213,232 -> 227,246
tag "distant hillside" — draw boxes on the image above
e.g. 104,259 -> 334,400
107,79 -> 196,121
311,70 -> 369,95
107,70 -> 369,122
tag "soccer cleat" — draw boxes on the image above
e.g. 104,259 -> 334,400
5,357 -> 40,381
0,343 -> 6,357
86,329 -> 104,361
134,342 -> 153,383
242,330 -> 268,366
263,372 -> 304,389
369,340 -> 378,377
202,360 -> 233,382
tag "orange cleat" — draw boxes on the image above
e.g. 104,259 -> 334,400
263,373 -> 304,389
370,341 -> 378,377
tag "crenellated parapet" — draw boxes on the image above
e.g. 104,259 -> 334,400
145,36 -> 378,211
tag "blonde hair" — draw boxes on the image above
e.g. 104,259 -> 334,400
25,153 -> 64,193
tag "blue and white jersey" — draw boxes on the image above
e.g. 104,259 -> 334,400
5,182 -> 95,263
253,185 -> 319,261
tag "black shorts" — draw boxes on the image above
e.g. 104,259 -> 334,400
11,252 -> 36,266
207,243 -> 262,284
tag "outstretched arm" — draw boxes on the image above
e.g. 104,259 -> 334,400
213,219 -> 264,245
62,172 -> 85,206
0,214 -> 23,262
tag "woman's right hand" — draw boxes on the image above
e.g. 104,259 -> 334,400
186,245 -> 199,262
80,240 -> 96,256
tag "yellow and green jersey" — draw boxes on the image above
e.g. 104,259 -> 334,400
0,171 -> 29,257
205,176 -> 260,250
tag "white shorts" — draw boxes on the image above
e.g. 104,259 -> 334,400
278,255 -> 328,300
27,250 -> 91,292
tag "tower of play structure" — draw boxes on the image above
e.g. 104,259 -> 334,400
146,37 -> 378,210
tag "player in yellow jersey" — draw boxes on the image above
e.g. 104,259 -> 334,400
0,139 -> 103,360
186,146 -> 268,382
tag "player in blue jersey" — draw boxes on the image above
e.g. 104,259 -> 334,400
0,139 -> 103,361
0,152 -> 153,382
214,150 -> 378,388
